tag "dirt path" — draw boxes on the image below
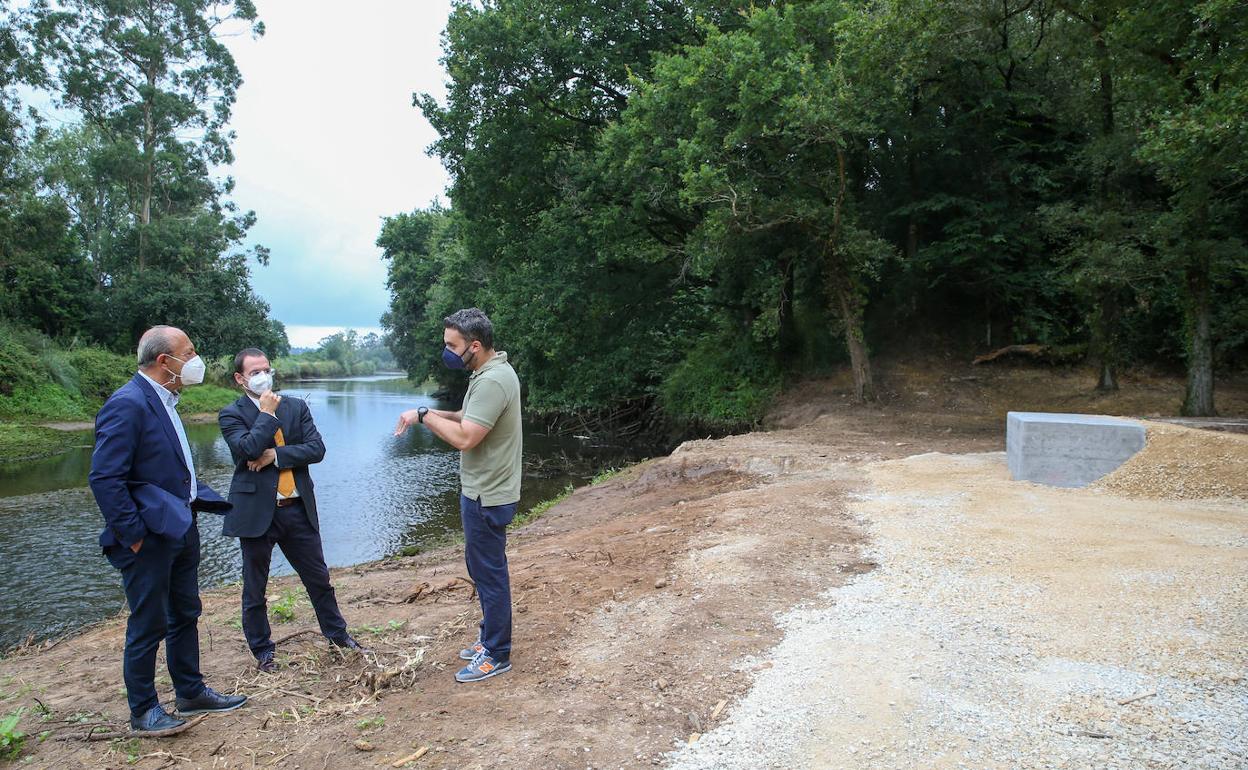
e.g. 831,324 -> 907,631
3,413 -> 945,769
1,364 -> 1244,769
669,448 -> 1246,770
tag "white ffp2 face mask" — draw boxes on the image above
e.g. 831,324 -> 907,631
246,371 -> 274,395
166,354 -> 206,386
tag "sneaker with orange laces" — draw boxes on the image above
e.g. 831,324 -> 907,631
455,650 -> 511,682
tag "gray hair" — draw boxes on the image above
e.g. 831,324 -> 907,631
443,308 -> 494,350
137,326 -> 178,367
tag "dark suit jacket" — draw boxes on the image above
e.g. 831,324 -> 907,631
218,394 -> 325,538
88,374 -> 230,549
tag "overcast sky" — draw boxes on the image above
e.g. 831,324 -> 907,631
224,1 -> 454,348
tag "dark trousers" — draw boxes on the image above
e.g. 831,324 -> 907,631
239,499 -> 348,658
105,525 -> 205,718
460,495 -> 516,662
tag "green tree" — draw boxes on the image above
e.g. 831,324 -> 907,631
27,0 -> 264,269
379,206 -> 481,391
1124,0 -> 1247,415
16,0 -> 286,357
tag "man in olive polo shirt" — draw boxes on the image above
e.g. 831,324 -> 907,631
394,308 -> 522,682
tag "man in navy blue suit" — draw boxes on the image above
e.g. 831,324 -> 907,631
89,325 -> 247,735
218,348 -> 363,672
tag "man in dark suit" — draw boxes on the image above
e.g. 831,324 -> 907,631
217,348 -> 363,672
89,325 -> 248,735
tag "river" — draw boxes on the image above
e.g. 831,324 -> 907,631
0,376 -> 640,648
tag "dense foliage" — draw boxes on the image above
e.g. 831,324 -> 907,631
385,0 -> 1247,424
0,0 -> 287,361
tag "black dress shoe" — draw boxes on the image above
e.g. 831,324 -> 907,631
256,650 -> 279,673
174,686 -> 248,715
130,705 -> 186,735
331,635 -> 368,652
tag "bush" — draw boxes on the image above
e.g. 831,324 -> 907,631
0,324 -> 42,396
176,384 -> 239,415
0,707 -> 25,761
660,332 -> 781,430
64,347 -> 133,399
38,348 -> 80,394
0,382 -> 90,421
205,354 -> 236,387
273,358 -> 348,379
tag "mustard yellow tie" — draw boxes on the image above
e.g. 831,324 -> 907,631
273,427 -> 296,497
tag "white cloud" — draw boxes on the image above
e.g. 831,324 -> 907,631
224,0 -> 453,331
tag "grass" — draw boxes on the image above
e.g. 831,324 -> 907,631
175,384 -> 238,415
510,483 -> 574,530
0,424 -> 83,463
0,384 -> 235,464
269,589 -> 301,624
355,715 -> 385,731
590,465 -> 628,485
0,708 -> 25,761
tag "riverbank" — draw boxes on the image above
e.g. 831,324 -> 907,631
0,387 -> 237,463
0,363 -> 1244,768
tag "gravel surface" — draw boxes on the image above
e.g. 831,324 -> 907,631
666,452 -> 1248,770
1093,421 -> 1248,501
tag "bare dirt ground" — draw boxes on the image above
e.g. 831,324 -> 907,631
1,362 -> 1245,770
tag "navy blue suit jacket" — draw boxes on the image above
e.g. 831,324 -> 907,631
88,374 -> 230,549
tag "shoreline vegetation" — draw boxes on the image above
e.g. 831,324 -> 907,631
0,325 -> 401,463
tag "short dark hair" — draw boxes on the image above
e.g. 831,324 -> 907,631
234,347 -> 268,375
444,308 -> 494,350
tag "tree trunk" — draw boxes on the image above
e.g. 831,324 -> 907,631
823,147 -> 876,403
778,253 -> 796,353
1093,286 -> 1119,392
139,64 -> 156,272
1091,12 -> 1120,394
1182,260 -> 1215,416
905,95 -> 920,261
832,275 -> 875,403
1097,360 -> 1118,392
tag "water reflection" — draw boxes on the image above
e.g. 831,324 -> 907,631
0,377 -> 640,647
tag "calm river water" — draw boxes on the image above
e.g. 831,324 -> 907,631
0,376 -> 638,648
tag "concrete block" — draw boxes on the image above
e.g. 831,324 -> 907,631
1007,412 -> 1146,488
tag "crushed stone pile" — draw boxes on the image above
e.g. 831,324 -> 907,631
1093,421 -> 1248,500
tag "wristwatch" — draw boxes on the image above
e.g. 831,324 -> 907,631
417,406 -> 429,424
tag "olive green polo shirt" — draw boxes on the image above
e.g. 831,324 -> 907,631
460,351 -> 523,506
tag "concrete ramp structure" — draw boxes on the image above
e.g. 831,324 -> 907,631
1006,412 -> 1146,488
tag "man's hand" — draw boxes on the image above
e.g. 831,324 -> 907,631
259,389 -> 281,415
130,538 -> 143,554
393,409 -> 421,437
248,447 -> 277,472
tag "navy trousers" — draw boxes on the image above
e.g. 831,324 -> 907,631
460,495 -> 516,662
105,525 -> 206,718
239,499 -> 349,658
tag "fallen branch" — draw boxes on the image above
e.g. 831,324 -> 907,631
972,343 -> 1049,365
391,746 -> 429,766
272,629 -> 320,646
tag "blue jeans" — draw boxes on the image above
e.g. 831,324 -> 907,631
105,525 -> 206,717
460,495 -> 516,662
